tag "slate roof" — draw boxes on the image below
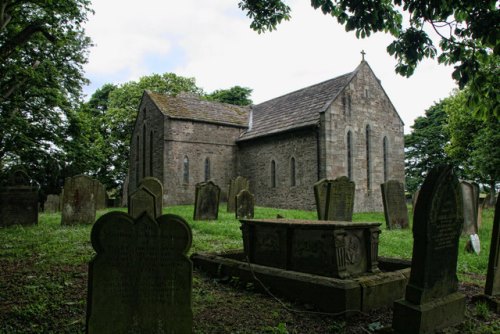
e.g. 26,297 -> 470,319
238,71 -> 355,141
147,91 -> 250,127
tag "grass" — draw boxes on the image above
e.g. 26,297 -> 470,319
0,204 -> 497,333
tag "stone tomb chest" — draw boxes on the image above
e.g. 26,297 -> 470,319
240,219 -> 381,278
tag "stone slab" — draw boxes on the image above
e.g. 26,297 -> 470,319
381,180 -> 409,229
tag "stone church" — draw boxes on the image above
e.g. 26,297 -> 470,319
128,60 -> 405,212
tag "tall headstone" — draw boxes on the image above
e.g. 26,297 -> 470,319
236,189 -> 255,219
227,176 -> 249,213
44,194 -> 61,213
392,165 -> 465,333
61,175 -> 96,225
139,177 -> 163,217
0,169 -> 38,227
313,176 -> 355,221
460,181 -> 479,235
193,181 -> 220,221
381,180 -> 409,229
93,180 -> 106,211
411,189 -> 420,216
86,212 -> 193,333
128,186 -> 157,219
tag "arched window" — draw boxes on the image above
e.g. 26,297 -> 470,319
290,157 -> 296,187
149,131 -> 154,176
271,160 -> 276,188
135,136 -> 140,185
142,124 -> 146,177
183,156 -> 189,184
343,92 -> 352,116
383,136 -> 389,182
347,131 -> 353,180
366,125 -> 371,190
204,158 -> 210,182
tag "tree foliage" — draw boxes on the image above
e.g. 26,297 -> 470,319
205,86 -> 253,106
238,0 -> 499,118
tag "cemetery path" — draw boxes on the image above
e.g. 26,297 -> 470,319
0,259 -> 498,333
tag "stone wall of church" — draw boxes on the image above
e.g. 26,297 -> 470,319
162,119 -> 244,205
237,128 -> 319,210
321,62 -> 405,212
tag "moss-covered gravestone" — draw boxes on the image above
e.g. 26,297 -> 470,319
460,181 -> 479,236
193,181 -> 220,220
392,165 -> 465,333
86,212 -> 193,334
44,194 -> 61,213
236,189 -> 254,219
128,185 -> 157,219
381,180 -> 409,229
227,176 -> 249,213
314,176 -> 355,221
61,175 -> 96,225
139,177 -> 163,217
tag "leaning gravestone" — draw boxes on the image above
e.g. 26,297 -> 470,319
128,185 -> 157,219
44,194 -> 61,213
461,181 -> 479,235
392,165 -> 465,333
86,212 -> 193,333
193,181 -> 220,220
381,180 -> 409,229
236,189 -> 254,219
61,175 -> 96,225
227,176 -> 249,213
139,177 -> 163,217
314,176 -> 355,221
0,169 -> 38,227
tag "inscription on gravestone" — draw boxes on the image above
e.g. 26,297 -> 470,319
314,177 -> 355,221
194,181 -> 220,220
86,212 -> 193,334
128,186 -> 157,219
392,165 -> 465,334
139,177 -> 163,217
227,176 -> 249,213
236,189 -> 254,219
0,169 -> 38,227
61,175 -> 96,225
381,180 -> 409,229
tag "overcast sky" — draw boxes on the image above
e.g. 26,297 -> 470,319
83,0 -> 457,133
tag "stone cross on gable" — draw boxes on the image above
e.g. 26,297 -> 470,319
361,50 -> 366,61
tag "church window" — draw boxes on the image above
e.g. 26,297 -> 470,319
343,92 -> 352,116
204,158 -> 210,182
364,87 -> 370,99
135,136 -> 140,186
290,157 -> 296,187
383,136 -> 389,182
183,156 -> 189,184
347,131 -> 353,180
149,131 -> 154,176
271,160 -> 276,188
142,124 -> 147,177
366,125 -> 371,190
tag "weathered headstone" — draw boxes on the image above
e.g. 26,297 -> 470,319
0,169 -> 38,227
44,194 -> 61,213
193,181 -> 220,220
61,175 -> 96,225
86,212 -> 193,333
392,165 -> 465,333
381,180 -> 409,229
236,189 -> 254,219
93,180 -> 106,211
139,177 -> 163,217
227,176 -> 249,213
128,185 -> 157,219
314,176 -> 355,221
411,189 -> 420,216
461,181 -> 479,235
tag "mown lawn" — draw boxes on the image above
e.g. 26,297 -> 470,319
0,205 -> 498,333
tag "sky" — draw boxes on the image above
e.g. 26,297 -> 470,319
83,0 -> 457,133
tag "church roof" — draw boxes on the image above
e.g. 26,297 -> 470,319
146,91 -> 249,127
238,71 -> 354,141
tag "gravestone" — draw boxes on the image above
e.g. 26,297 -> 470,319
93,180 -> 106,211
227,176 -> 249,213
86,212 -> 193,333
193,181 -> 220,220
0,169 -> 38,227
411,189 -> 420,216
314,176 -> 355,221
139,177 -> 163,217
128,185 -> 157,219
236,189 -> 254,219
392,165 -> 465,333
381,180 -> 409,229
461,181 -> 479,236
61,175 -> 96,225
44,194 -> 61,213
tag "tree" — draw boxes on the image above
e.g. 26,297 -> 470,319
205,86 -> 253,106
238,0 -> 499,118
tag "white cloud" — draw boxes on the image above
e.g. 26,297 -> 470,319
84,0 -> 456,132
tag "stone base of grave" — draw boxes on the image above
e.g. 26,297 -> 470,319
191,251 -> 411,315
472,294 -> 500,314
392,292 -> 465,334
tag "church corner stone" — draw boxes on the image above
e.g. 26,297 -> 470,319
392,165 -> 465,333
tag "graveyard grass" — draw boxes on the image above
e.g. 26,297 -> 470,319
0,206 -> 498,334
